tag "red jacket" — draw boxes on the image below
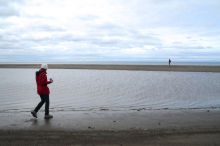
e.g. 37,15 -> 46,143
36,69 -> 52,95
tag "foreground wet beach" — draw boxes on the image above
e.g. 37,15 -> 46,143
0,64 -> 220,145
1,109 -> 220,145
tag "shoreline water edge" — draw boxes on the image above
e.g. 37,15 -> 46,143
0,64 -> 220,72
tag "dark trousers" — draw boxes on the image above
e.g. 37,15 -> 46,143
34,95 -> 50,115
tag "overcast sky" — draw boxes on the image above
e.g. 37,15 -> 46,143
0,0 -> 220,62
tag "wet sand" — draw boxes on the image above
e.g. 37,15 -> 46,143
0,109 -> 220,145
1,64 -> 220,145
0,64 -> 220,72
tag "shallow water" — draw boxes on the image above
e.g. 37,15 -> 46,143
0,69 -> 220,112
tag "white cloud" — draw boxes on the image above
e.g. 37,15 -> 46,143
0,0 -> 220,62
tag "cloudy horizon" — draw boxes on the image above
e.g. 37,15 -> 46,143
0,0 -> 220,62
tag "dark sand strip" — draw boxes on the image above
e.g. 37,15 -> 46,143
1,129 -> 219,146
0,64 -> 220,72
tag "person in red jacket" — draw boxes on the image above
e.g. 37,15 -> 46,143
169,59 -> 171,65
31,64 -> 53,119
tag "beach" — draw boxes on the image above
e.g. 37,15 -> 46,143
0,64 -> 220,145
0,64 -> 220,72
0,109 -> 220,145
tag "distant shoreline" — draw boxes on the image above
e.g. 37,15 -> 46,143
0,64 -> 220,72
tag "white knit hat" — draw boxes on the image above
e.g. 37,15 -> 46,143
41,64 -> 48,69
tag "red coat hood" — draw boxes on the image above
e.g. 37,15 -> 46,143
36,69 -> 51,95
36,69 -> 47,76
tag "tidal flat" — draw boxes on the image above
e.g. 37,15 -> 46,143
0,67 -> 220,145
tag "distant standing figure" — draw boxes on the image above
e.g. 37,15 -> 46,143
169,59 -> 171,65
31,64 -> 54,119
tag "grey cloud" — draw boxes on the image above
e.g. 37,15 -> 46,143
58,33 -> 129,48
205,23 -> 217,27
0,32 -> 58,50
29,24 -> 66,32
172,42 -> 182,44
0,23 -> 66,44
88,26 -> 130,37
0,21 -> 14,29
55,34 -> 86,42
103,28 -> 161,46
90,24 -> 161,46
189,46 -> 210,49
173,46 -> 212,50
88,37 -> 121,48
124,29 -> 161,44
92,39 -> 119,45
176,50 -> 219,58
127,29 -> 139,35
24,13 -> 55,19
76,14 -> 99,21
0,19 -> 162,54
105,30 -> 129,37
135,34 -> 157,40
0,0 -> 24,6
134,34 -> 162,46
182,23 -> 194,27
23,37 -> 52,43
91,37 -> 161,49
0,0 -> 24,17
96,22 -> 121,30
0,42 -> 23,50
0,30 -> 48,45
0,54 -> 45,62
0,5 -> 20,17
199,30 -> 220,37
0,33 -> 20,43
52,26 -> 163,49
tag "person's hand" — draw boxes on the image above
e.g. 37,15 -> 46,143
51,80 -> 54,83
